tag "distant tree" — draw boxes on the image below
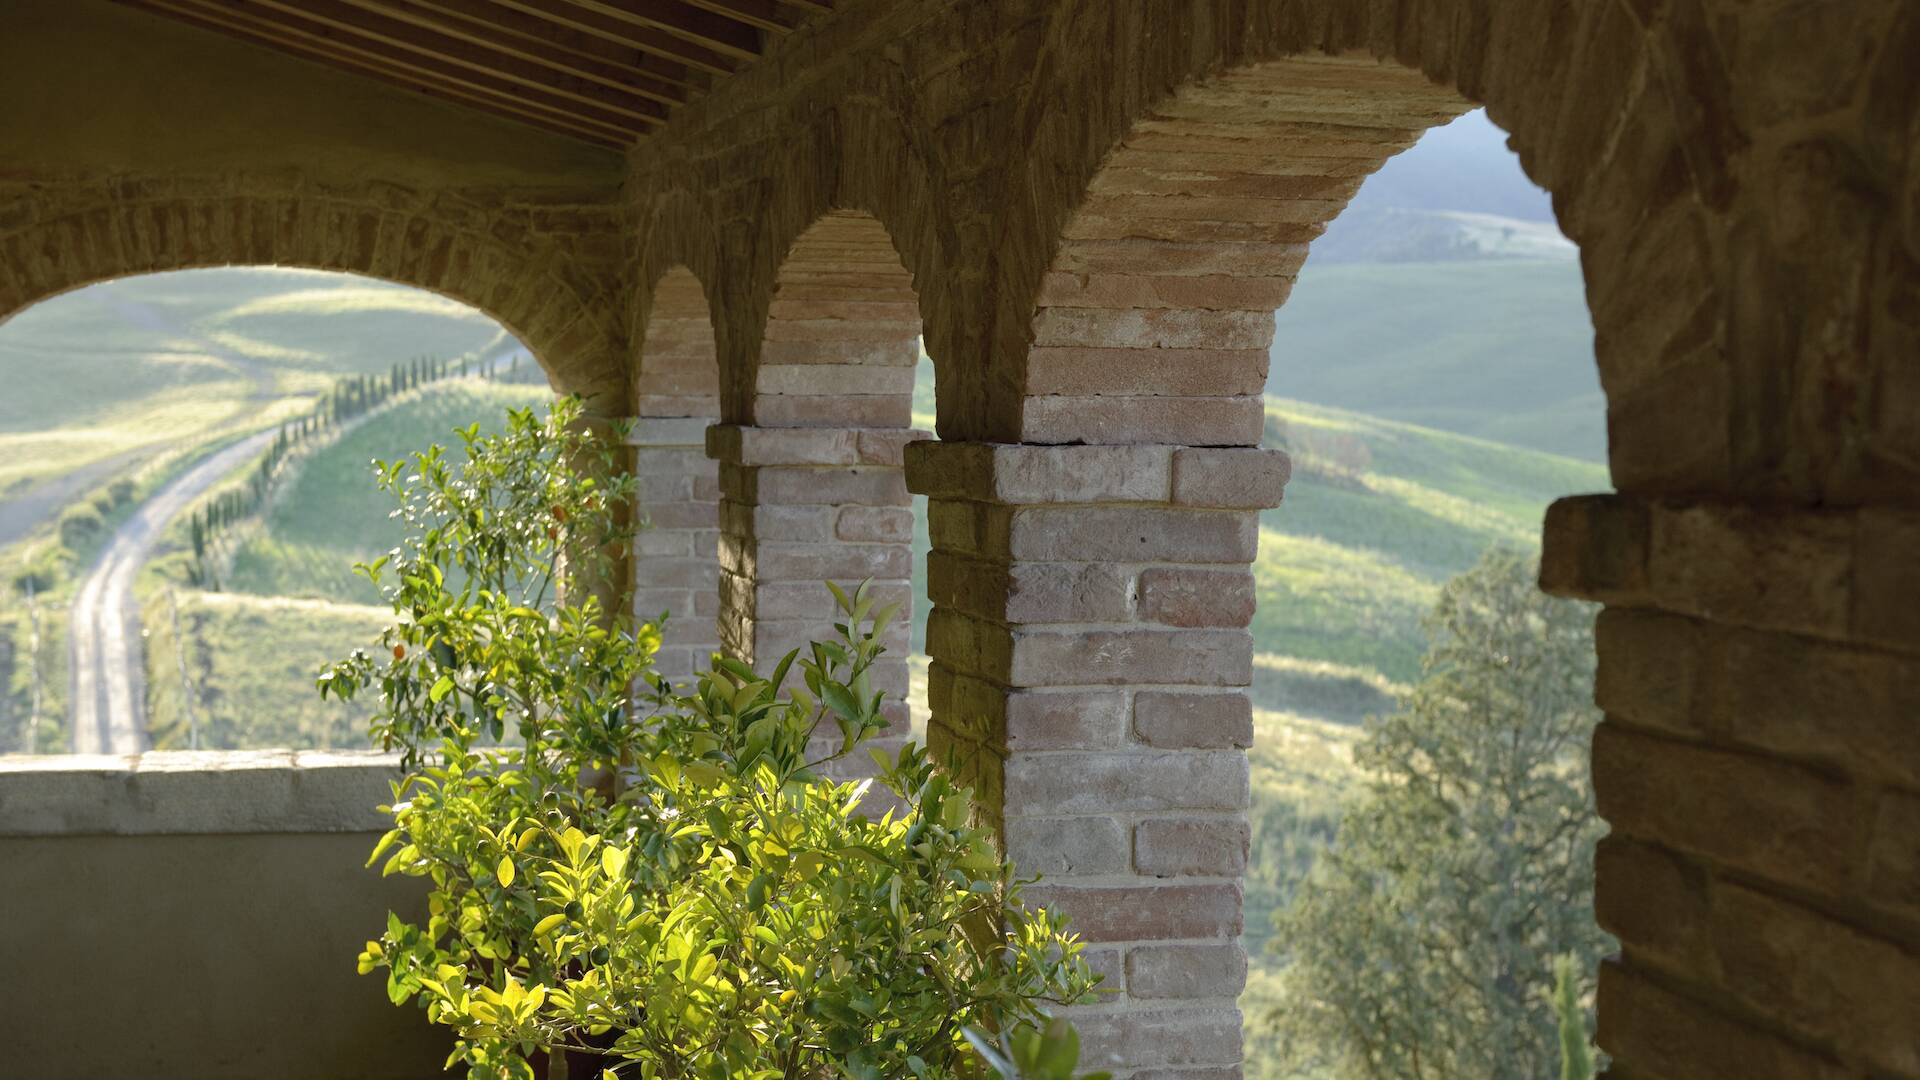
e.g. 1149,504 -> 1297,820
1266,548 -> 1610,1080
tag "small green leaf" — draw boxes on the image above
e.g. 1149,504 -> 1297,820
497,855 -> 515,887
428,675 -> 454,703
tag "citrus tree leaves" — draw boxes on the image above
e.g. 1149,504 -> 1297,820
332,408 -> 1102,1078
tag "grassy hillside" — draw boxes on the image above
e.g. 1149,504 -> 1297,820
0,268 -> 512,493
226,381 -> 552,605
143,590 -> 387,750
1269,259 -> 1604,462
1255,397 -> 1607,686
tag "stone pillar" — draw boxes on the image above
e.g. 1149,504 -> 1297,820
629,417 -> 721,678
907,439 -> 1289,1076
1543,495 -> 1920,1078
708,424 -> 925,765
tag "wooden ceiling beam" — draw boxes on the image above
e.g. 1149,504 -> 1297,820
397,0 -> 706,92
220,0 -> 669,125
120,0 -> 645,145
560,1 -> 763,64
337,0 -> 691,107
674,0 -> 800,35
488,0 -> 740,77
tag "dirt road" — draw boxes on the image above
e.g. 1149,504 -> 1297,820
66,430 -> 279,753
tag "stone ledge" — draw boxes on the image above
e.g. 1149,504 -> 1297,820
0,750 -> 403,836
1541,494 -> 1920,655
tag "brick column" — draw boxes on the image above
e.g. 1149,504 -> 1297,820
1543,496 -> 1920,1078
907,440 -> 1288,1076
629,417 -> 720,678
708,424 -> 925,767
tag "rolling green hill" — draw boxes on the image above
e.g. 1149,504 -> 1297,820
1269,258 -> 1604,462
0,267 -> 513,493
1255,397 -> 1607,686
225,381 -> 552,605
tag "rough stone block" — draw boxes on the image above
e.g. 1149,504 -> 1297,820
748,466 -> 909,507
1711,883 -> 1920,1074
1070,1009 -> 1243,1073
1005,816 -> 1130,876
1133,691 -> 1254,749
1004,690 -> 1130,750
1007,506 -> 1258,563
1867,790 -> 1920,914
1134,818 -> 1250,877
1127,944 -> 1248,999
834,505 -> 913,543
1022,883 -> 1243,943
1592,723 -> 1859,895
1594,836 -> 1711,970
1539,494 -> 1650,603
1137,566 -> 1256,627
1008,627 -> 1252,687
1026,346 -> 1269,397
1598,962 -> 1848,1080
1020,394 -> 1266,446
1171,447 -> 1290,508
1593,608 -> 1707,738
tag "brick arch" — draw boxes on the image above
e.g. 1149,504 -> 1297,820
753,209 -> 922,429
0,178 -> 626,402
706,205 -> 927,764
984,0 -> 1718,493
1016,54 -> 1473,447
652,94 -> 949,429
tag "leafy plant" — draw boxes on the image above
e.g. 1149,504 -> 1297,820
323,397 -> 1101,1079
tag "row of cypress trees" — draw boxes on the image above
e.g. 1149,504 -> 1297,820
186,354 -> 503,586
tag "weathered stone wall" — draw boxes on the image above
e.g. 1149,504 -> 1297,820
3,0 -> 1918,1074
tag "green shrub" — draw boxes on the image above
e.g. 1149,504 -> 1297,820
57,503 -> 104,548
325,398 -> 1100,1079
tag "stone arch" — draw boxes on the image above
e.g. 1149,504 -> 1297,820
1017,54 -> 1472,447
936,9 -> 1685,1071
0,177 -> 627,403
753,209 -> 922,429
981,0 -> 1719,494
711,205 -> 929,763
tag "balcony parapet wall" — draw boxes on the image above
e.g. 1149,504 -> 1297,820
0,749 -> 402,836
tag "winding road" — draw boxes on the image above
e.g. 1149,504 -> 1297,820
67,429 -> 278,753
62,295 -> 282,755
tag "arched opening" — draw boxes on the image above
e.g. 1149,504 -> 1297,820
0,266 -> 546,754
630,267 -> 724,679
929,53 -> 1614,1074
713,208 -> 929,769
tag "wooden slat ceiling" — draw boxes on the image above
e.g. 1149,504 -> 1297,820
114,0 -> 834,149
